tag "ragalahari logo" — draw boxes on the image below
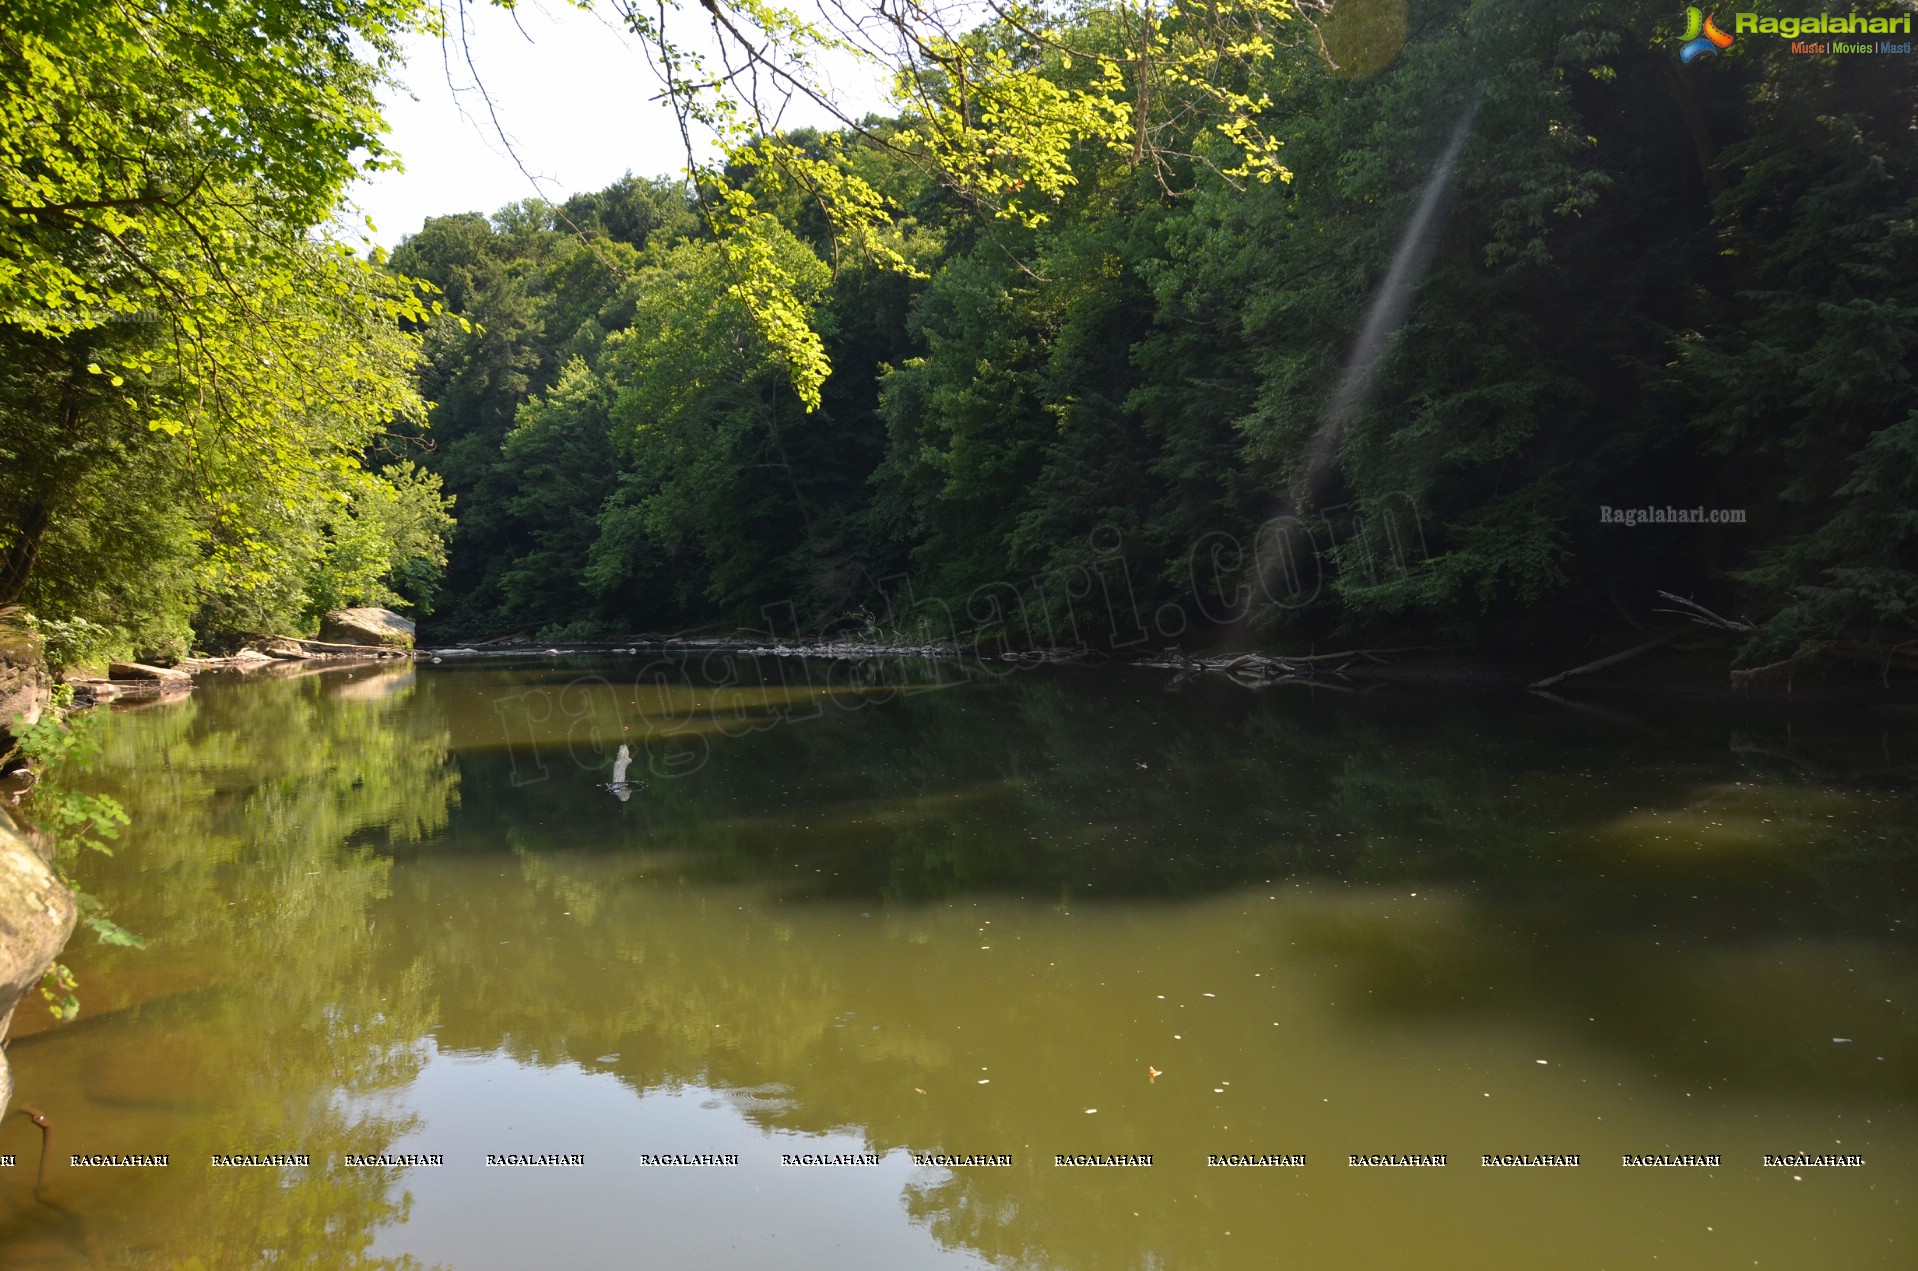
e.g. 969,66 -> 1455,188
1679,7 -> 1737,60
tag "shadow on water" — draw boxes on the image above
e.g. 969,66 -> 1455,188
423,660 -> 1918,1075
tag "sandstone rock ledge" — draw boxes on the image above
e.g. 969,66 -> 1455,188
0,808 -> 76,1120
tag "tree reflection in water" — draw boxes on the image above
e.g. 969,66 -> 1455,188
1,661 -> 451,1270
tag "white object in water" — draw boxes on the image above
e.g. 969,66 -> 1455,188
611,744 -> 633,786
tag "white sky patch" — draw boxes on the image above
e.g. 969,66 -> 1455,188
348,0 -> 893,250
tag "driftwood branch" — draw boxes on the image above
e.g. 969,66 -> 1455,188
1642,592 -> 1918,690
1653,591 -> 1756,635
1149,645 -> 1440,686
1529,630 -> 1681,690
1825,640 -> 1918,677
1273,646 -> 1441,665
240,634 -> 413,658
282,638 -> 410,656
1730,639 -> 1918,691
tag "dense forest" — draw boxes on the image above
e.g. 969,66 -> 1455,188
5,0 -> 1916,678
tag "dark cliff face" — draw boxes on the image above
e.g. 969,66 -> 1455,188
0,807 -> 75,1120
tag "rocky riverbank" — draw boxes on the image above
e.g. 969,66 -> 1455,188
55,608 -> 421,707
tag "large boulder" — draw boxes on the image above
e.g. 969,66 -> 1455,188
0,807 -> 77,1119
318,607 -> 415,650
0,607 -> 50,740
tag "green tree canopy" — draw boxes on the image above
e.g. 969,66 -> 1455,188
2,0 -> 455,649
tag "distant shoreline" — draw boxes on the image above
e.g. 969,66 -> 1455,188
404,635 -> 1918,710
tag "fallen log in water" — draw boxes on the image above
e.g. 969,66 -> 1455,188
1529,631 -> 1681,690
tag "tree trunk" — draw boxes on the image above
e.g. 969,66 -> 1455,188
0,367 -> 87,606
0,501 -> 50,607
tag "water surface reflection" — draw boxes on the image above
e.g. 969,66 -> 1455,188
2,658 -> 1911,1268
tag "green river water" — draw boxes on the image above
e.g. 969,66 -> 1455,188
0,654 -> 1911,1268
